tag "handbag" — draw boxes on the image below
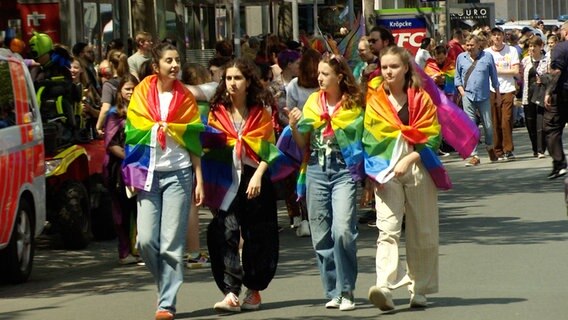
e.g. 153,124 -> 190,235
530,83 -> 546,106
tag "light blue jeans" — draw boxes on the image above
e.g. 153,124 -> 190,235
137,167 -> 192,314
462,97 -> 493,156
306,151 -> 358,298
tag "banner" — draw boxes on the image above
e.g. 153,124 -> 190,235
449,5 -> 493,31
17,2 -> 60,44
377,17 -> 427,55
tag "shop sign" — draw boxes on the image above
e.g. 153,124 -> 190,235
377,17 -> 427,55
17,1 -> 60,43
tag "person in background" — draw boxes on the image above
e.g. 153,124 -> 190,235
203,58 -> 281,313
414,37 -> 433,69
287,54 -> 364,311
455,34 -> 501,167
364,45 -> 448,312
103,74 -> 141,265
69,56 -> 100,140
521,36 -> 547,159
485,27 -> 520,161
127,31 -> 153,80
95,49 -> 129,136
447,28 -> 465,63
544,22 -> 568,180
122,42 -> 204,320
72,42 -> 100,94
284,48 -> 322,237
271,49 -> 301,130
353,37 -> 377,84
181,62 -> 216,269
208,56 -> 231,83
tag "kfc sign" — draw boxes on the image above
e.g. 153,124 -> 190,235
377,17 -> 428,55
17,1 -> 60,43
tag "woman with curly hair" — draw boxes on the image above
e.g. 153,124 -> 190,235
287,53 -> 364,311
203,58 -> 290,313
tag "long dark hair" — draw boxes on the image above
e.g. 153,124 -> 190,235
115,73 -> 139,117
209,58 -> 270,110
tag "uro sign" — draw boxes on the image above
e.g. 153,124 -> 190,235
377,17 -> 427,55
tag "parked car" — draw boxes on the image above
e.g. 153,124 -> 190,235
0,49 -> 46,284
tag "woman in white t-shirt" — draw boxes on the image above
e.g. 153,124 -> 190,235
123,43 -> 204,320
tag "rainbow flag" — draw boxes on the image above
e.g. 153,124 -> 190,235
423,57 -> 456,97
291,91 -> 364,197
363,83 -> 451,190
122,75 -> 204,191
201,105 -> 295,210
337,13 -> 366,71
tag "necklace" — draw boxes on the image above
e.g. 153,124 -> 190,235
229,108 -> 247,134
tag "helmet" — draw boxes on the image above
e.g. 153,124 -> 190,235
9,38 -> 26,54
29,31 -> 53,59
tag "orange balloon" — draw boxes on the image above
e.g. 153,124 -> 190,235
10,38 -> 26,54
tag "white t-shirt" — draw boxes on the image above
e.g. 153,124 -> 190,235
484,44 -> 520,94
154,91 -> 192,171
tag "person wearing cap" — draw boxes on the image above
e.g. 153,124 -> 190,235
485,27 -> 520,162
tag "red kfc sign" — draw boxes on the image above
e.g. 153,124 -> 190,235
377,17 -> 428,55
17,1 -> 60,44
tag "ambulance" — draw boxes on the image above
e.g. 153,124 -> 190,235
0,49 -> 46,284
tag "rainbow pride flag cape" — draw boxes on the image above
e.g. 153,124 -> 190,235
290,91 -> 364,197
200,105 -> 295,210
122,75 -> 204,191
424,57 -> 456,97
363,83 -> 451,190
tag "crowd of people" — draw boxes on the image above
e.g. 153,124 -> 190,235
3,16 -> 567,319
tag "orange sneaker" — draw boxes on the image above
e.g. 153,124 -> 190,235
241,289 -> 261,310
155,310 -> 174,320
214,292 -> 241,312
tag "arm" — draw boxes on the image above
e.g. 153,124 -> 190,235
286,106 -> 309,149
246,160 -> 268,199
393,151 -> 421,177
454,57 -> 465,96
186,84 -> 208,101
189,153 -> 204,206
108,145 -> 125,159
96,102 -> 111,134
497,63 -> 520,76
488,56 -> 501,94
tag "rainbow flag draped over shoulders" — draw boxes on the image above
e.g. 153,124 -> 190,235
363,83 -> 452,190
122,75 -> 204,191
423,58 -> 456,97
294,91 -> 365,197
201,105 -> 295,210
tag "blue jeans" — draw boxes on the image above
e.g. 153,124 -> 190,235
306,151 -> 358,298
462,97 -> 493,156
137,167 -> 192,314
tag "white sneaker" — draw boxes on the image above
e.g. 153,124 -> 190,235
325,296 -> 342,308
296,220 -> 311,237
339,293 -> 356,311
119,255 -> 137,265
214,292 -> 241,312
292,216 -> 302,228
410,293 -> 427,308
368,286 -> 395,311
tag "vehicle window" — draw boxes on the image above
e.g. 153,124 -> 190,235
0,61 -> 15,129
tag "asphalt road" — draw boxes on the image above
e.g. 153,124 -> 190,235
1,128 -> 568,320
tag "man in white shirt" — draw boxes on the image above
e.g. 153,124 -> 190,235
485,27 -> 520,161
127,31 -> 153,80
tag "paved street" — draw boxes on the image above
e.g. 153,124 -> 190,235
1,128 -> 568,320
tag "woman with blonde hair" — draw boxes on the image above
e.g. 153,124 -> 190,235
364,46 -> 449,311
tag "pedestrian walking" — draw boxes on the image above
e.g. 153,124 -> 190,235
455,34 -> 501,167
202,58 -> 286,313
287,53 -> 364,311
122,42 -> 205,320
544,21 -> 568,179
363,45 -> 450,312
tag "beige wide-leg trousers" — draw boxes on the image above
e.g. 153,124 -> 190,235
374,161 -> 439,295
